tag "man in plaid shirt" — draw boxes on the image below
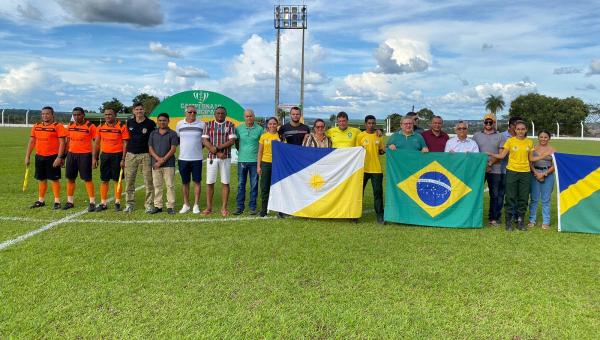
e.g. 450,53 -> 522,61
202,106 -> 237,216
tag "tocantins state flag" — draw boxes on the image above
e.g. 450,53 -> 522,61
385,150 -> 487,228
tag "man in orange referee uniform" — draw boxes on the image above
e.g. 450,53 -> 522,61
94,108 -> 129,211
24,106 -> 67,209
64,107 -> 97,212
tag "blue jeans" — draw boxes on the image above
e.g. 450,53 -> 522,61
236,162 -> 258,211
529,172 -> 555,225
485,173 -> 505,222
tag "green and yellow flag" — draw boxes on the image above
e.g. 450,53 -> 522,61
385,151 -> 487,228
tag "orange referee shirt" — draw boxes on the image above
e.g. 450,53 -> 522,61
97,120 -> 130,153
67,121 -> 97,154
30,122 -> 67,156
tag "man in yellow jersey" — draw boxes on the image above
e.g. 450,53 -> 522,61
326,111 -> 361,148
357,115 -> 385,224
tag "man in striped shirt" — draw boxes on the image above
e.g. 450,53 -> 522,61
202,106 -> 237,216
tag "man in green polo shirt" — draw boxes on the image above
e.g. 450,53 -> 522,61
387,117 -> 429,152
233,108 -> 264,215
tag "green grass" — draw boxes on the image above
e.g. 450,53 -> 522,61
1,127 -> 599,338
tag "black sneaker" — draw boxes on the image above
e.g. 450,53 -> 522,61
259,211 -> 267,217
114,203 -> 121,212
149,207 -> 163,214
53,202 -> 61,210
233,208 -> 243,215
277,212 -> 286,219
95,204 -> 107,212
30,201 -> 45,208
62,202 -> 75,210
249,209 -> 257,215
167,208 -> 175,215
88,203 -> 96,212
376,215 -> 385,225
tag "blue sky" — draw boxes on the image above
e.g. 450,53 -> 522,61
0,0 -> 599,119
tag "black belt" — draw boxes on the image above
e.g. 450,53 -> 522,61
534,166 -> 549,170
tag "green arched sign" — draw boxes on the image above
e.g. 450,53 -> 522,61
150,90 -> 245,129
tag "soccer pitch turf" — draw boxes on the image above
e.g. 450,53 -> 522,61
1,127 -> 599,338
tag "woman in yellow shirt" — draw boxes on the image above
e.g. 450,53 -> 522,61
257,117 -> 281,217
488,121 -> 534,231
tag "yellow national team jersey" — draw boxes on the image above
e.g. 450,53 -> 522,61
505,137 -> 534,172
326,127 -> 361,148
259,132 -> 280,163
357,131 -> 384,173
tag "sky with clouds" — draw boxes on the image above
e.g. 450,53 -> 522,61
0,0 -> 599,119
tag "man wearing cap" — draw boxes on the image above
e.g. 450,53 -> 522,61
473,113 -> 507,226
421,115 -> 449,152
176,105 -> 204,214
445,121 -> 479,153
405,111 -> 425,134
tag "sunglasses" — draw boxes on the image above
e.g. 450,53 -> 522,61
484,120 -> 494,125
186,111 -> 197,114
456,127 -> 467,130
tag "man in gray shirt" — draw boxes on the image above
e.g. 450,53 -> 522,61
148,113 -> 179,214
473,113 -> 507,226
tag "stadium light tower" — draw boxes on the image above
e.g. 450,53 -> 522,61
274,4 -> 308,119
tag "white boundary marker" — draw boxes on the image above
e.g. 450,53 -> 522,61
0,184 -> 144,251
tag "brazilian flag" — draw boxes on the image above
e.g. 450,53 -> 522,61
554,153 -> 600,234
385,151 -> 487,228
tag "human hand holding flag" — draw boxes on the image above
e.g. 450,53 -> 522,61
22,166 -> 30,192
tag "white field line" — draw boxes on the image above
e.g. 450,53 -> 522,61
67,216 -> 276,224
0,184 -> 144,251
0,216 -> 47,222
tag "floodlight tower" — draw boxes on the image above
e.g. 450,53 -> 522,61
274,4 -> 308,118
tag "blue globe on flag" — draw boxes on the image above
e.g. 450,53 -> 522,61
416,171 -> 452,207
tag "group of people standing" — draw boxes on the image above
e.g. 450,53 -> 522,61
25,105 -> 555,230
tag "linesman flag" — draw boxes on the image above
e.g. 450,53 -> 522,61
554,153 -> 600,234
268,142 -> 365,218
385,150 -> 487,228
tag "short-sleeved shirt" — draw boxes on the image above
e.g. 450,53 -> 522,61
444,137 -> 480,153
67,121 -> 96,154
326,126 -> 361,148
500,130 -> 513,174
148,128 -> 179,167
421,129 -> 449,152
236,123 -> 263,163
386,132 -> 427,151
259,132 -> 281,163
30,122 -> 68,156
504,137 -> 534,173
126,117 -> 156,154
176,119 -> 204,161
97,120 -> 130,154
279,123 -> 310,145
473,131 -> 507,174
357,131 -> 384,173
202,120 -> 237,160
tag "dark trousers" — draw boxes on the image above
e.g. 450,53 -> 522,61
485,173 -> 505,221
260,162 -> 272,214
363,173 -> 384,217
236,162 -> 258,211
504,170 -> 530,217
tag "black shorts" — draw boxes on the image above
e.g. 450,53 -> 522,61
66,152 -> 93,181
100,152 -> 123,182
35,154 -> 61,181
178,160 -> 202,184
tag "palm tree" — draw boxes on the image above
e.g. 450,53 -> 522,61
485,95 -> 505,115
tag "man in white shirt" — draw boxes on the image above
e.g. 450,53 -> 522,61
445,121 -> 479,153
176,105 -> 205,214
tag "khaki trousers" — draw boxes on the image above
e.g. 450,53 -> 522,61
152,167 -> 176,209
125,152 -> 154,209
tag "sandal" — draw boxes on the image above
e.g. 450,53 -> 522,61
202,208 -> 212,216
527,222 -> 535,228
541,224 -> 550,230
221,209 -> 230,217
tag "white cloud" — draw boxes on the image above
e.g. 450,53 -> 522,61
166,62 -> 208,78
439,80 -> 538,105
586,59 -> 600,76
0,62 -> 46,95
149,42 -> 182,58
553,66 -> 582,75
374,39 -> 431,74
17,3 -> 42,20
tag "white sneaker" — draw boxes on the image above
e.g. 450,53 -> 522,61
179,204 -> 191,214
192,205 -> 200,214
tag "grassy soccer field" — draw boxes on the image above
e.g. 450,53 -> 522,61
1,127 -> 599,338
